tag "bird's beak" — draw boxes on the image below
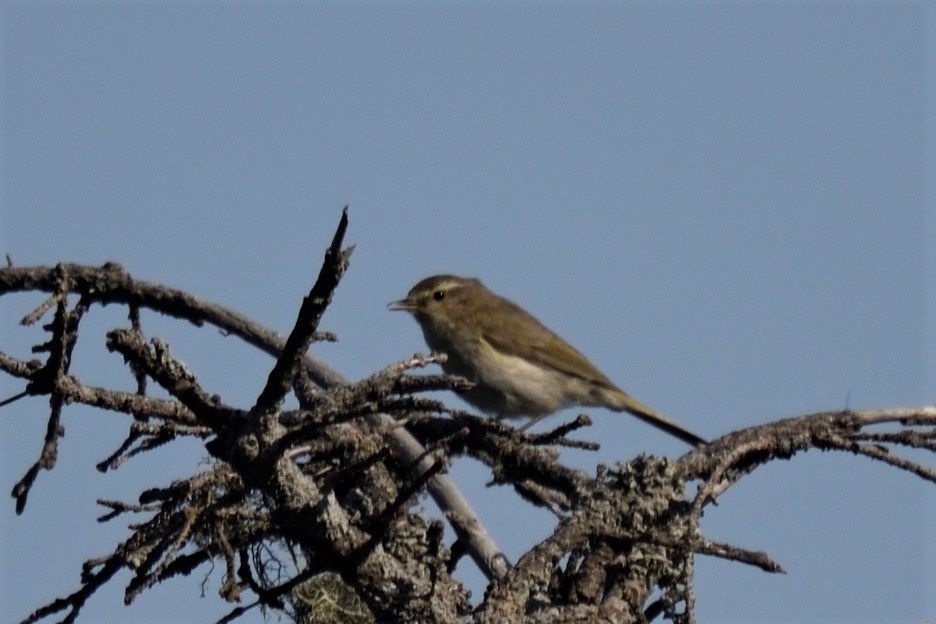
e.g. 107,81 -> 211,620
387,298 -> 415,312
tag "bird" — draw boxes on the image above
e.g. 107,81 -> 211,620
389,274 -> 706,447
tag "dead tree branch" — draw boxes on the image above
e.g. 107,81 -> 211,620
1,210 -> 934,623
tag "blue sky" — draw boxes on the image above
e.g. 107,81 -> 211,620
1,2 -> 934,623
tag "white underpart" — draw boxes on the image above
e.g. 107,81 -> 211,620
472,337 -> 585,416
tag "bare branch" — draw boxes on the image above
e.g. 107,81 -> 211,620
254,207 -> 352,414
105,329 -> 239,431
2,213 -> 935,624
695,539 -> 785,574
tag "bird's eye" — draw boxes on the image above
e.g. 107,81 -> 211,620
432,290 -> 445,301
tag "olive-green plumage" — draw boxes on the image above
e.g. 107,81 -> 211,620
389,275 -> 706,447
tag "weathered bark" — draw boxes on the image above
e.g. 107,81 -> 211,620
2,212 -> 934,624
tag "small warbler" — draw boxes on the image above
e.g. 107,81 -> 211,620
389,275 -> 706,447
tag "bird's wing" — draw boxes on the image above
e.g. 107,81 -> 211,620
478,314 -> 620,391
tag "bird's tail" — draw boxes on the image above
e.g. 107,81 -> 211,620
609,390 -> 707,448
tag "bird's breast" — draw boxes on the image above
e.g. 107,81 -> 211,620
453,338 -> 579,417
